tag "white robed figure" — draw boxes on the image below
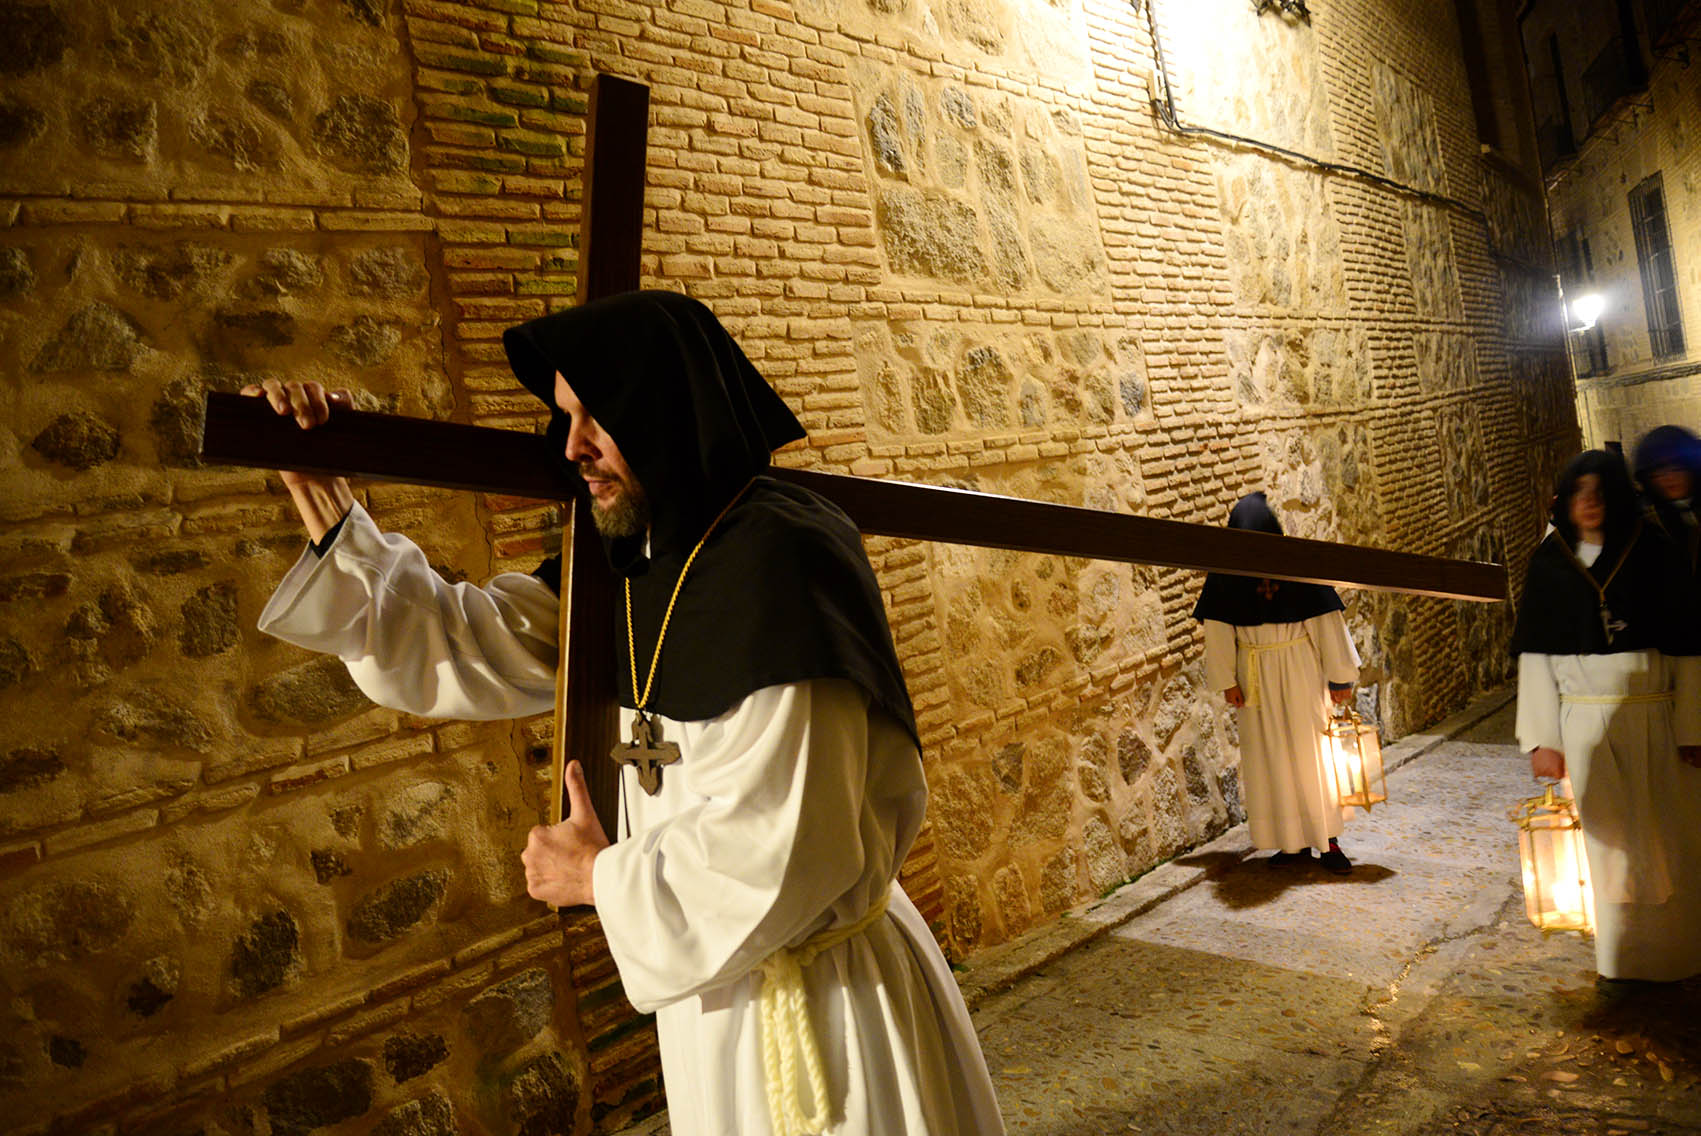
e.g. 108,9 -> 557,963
1512,451 -> 1701,983
1194,494 -> 1361,873
251,291 -> 1005,1135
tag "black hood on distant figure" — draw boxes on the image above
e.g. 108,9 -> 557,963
1632,425 -> 1701,488
1548,449 -> 1640,553
1632,426 -> 1701,575
1191,493 -> 1346,627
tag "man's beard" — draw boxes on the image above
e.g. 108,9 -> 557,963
587,475 -> 650,539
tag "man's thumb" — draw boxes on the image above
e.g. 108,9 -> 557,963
565,760 -> 593,814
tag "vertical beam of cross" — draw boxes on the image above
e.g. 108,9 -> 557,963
550,74 -> 650,835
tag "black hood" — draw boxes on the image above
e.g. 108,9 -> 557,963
503,290 -> 806,572
507,291 -> 919,741
1632,425 -> 1701,488
1548,449 -> 1640,552
1632,426 -> 1701,574
1191,492 -> 1346,626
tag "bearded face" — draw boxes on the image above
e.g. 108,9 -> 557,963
583,461 -> 651,538
553,371 -> 651,539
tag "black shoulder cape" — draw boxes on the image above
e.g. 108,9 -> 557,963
1511,449 -> 1697,656
1191,492 -> 1345,626
614,476 -> 917,738
502,291 -> 919,743
1508,526 -> 1680,655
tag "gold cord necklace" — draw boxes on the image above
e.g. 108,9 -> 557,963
1556,520 -> 1640,646
610,479 -> 754,796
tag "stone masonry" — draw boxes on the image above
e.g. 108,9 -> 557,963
0,0 -> 1571,1131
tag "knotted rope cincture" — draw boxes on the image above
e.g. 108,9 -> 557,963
1559,691 -> 1674,705
1239,636 -> 1307,708
756,888 -> 890,1136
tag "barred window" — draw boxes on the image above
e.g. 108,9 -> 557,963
1628,173 -> 1685,358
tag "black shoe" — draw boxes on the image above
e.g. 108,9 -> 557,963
1595,975 -> 1667,998
1318,846 -> 1352,875
1267,849 -> 1313,868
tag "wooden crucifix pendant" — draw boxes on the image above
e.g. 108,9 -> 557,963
611,710 -> 681,796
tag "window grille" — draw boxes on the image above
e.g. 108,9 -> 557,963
1628,175 -> 1685,358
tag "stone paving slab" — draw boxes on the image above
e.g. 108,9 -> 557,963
976,936 -> 1382,1062
985,1013 -> 1367,1135
1135,840 -> 1510,983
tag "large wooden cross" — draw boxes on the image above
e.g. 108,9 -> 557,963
202,74 -> 1505,838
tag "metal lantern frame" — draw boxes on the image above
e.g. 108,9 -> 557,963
1328,706 -> 1386,812
1508,781 -> 1595,936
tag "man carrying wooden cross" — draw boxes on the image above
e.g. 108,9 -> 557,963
249,290 -> 1007,1136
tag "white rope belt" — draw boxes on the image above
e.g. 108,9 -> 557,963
1560,691 -> 1674,705
756,888 -> 890,1136
1240,636 -> 1307,708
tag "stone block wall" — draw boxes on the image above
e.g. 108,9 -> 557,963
0,0 -> 1571,1131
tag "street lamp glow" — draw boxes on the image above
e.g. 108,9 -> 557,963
1569,292 -> 1605,330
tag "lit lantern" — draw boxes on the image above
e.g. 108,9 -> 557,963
1328,708 -> 1386,811
1508,783 -> 1594,935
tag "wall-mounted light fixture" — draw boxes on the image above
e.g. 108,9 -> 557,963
1254,0 -> 1311,20
1568,292 -> 1605,332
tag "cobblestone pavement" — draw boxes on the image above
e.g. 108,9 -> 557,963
971,699 -> 1701,1135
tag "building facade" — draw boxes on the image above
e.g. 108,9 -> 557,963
1523,0 -> 1701,448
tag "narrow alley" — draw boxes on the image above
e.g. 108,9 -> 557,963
968,695 -> 1701,1135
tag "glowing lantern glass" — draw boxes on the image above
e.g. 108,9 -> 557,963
1508,783 -> 1594,935
1328,708 -> 1385,811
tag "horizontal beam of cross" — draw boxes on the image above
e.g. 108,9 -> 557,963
199,393 -> 1505,602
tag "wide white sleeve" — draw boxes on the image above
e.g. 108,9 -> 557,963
1202,620 -> 1239,692
1305,609 -> 1361,686
1674,654 -> 1701,747
591,680 -> 874,1012
1515,653 -> 1563,754
256,503 -> 559,720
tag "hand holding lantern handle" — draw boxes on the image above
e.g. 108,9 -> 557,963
1529,746 -> 1566,780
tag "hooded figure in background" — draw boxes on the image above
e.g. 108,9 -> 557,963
1192,493 -> 1361,874
254,291 -> 1005,1135
1512,450 -> 1701,984
1633,425 -> 1701,578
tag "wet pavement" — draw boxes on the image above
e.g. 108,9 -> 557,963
970,697 -> 1701,1135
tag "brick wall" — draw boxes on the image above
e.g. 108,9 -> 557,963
0,0 -> 1571,1131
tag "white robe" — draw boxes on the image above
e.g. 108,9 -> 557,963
1204,612 -> 1361,853
258,504 -> 1005,1135
1516,648 -> 1701,981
